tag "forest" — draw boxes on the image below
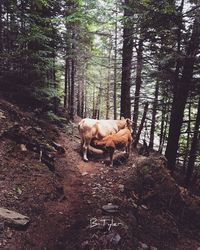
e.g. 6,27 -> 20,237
0,0 -> 200,249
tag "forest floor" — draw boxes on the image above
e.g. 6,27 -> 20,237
0,98 -> 200,250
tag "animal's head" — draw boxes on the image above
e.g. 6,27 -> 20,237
94,138 -> 107,146
124,118 -> 132,131
119,117 -> 132,130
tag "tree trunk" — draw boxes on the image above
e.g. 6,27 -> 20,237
64,58 -> 69,108
183,99 -> 191,171
106,37 -> 112,119
0,1 -> 3,53
70,56 -> 75,120
149,79 -> 159,149
92,80 -> 96,118
185,98 -> 200,185
67,60 -> 71,111
159,100 -> 166,152
81,85 -> 84,118
132,38 -> 143,133
113,1 -> 118,119
94,85 -> 102,119
159,100 -> 170,154
174,0 -> 184,83
165,15 -> 200,172
133,102 -> 149,148
0,1 -> 3,80
120,0 -> 133,119
77,80 -> 81,116
84,82 -> 87,117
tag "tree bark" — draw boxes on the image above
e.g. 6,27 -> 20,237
70,56 -> 75,120
149,79 -> 159,149
113,1 -> 118,119
106,37 -> 112,119
132,38 -> 143,133
64,58 -> 69,108
159,100 -> 170,154
0,1 -> 3,54
183,99 -> 191,171
133,102 -> 149,148
120,0 -> 133,119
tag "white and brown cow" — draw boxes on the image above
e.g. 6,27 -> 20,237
78,118 -> 131,162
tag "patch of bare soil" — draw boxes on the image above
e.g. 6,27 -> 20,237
0,99 -> 200,250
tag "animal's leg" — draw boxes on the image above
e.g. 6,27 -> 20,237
83,141 -> 88,162
83,139 -> 91,162
109,148 -> 114,167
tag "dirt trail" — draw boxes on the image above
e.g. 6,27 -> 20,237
23,127 -> 200,250
0,102 -> 199,250
54,130 -> 133,249
15,125 -> 140,250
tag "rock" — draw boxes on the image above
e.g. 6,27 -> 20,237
82,172 -> 88,176
34,127 -> 42,133
111,233 -> 121,245
132,163 -> 136,168
20,144 -> 27,152
141,204 -> 148,210
119,184 -> 124,192
139,242 -> 148,250
102,203 -> 119,213
0,207 -> 30,228
0,112 -> 6,119
150,247 -> 158,250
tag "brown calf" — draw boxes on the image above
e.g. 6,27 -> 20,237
94,128 -> 132,167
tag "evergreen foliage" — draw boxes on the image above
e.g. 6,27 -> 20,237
0,0 -> 199,182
